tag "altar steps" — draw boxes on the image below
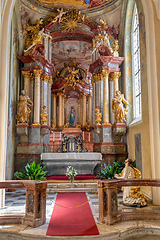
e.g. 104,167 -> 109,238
47,181 -> 98,193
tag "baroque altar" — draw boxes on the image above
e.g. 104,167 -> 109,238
15,7 -> 129,175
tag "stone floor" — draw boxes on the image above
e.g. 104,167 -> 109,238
0,189 -> 160,240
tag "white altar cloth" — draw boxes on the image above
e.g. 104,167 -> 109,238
41,153 -> 102,161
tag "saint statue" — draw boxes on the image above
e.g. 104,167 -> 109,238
114,158 -> 148,207
16,90 -> 33,123
69,106 -> 75,127
112,90 -> 131,123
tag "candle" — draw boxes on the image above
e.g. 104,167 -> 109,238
60,132 -> 61,140
53,132 -> 54,142
83,131 -> 84,141
89,133 -> 90,142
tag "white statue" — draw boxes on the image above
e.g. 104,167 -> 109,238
114,158 -> 148,207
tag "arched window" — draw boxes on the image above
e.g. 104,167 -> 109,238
132,4 -> 141,120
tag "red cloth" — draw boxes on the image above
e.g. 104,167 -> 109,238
46,192 -> 99,236
47,175 -> 99,180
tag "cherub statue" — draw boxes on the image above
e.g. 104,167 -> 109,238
40,106 -> 48,125
16,90 -> 33,123
114,158 -> 148,207
112,90 -> 131,123
95,107 -> 102,125
54,8 -> 66,23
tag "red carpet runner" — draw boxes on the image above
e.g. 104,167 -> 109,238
46,192 -> 99,236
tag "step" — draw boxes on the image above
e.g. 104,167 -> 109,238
47,182 -> 98,193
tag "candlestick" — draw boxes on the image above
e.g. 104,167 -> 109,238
60,132 -> 61,141
83,131 -> 84,141
53,132 -> 54,142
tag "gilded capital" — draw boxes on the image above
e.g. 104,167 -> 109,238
34,69 -> 42,78
110,72 -> 121,81
30,72 -> 34,81
102,70 -> 110,78
51,93 -> 57,98
57,92 -> 64,97
48,76 -> 53,85
88,94 -> 92,99
44,74 -> 49,82
79,93 -> 83,99
22,71 -> 30,78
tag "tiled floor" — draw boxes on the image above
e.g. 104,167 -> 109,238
0,189 -> 100,224
1,189 -> 160,240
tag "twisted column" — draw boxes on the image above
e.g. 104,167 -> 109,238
33,70 -> 41,125
110,72 -> 121,96
88,94 -> 92,125
102,70 -> 110,125
52,94 -> 57,128
22,71 -> 30,97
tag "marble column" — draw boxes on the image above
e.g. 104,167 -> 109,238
48,76 -> 52,126
82,93 -> 87,127
33,69 -> 42,125
88,94 -> 92,125
22,71 -> 30,97
110,72 -> 121,96
102,70 -> 110,125
79,93 -> 83,125
92,75 -> 96,125
57,92 -> 63,128
52,94 -> 57,128
77,99 -> 80,125
62,94 -> 65,126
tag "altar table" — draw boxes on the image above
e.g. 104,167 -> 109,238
41,153 -> 102,176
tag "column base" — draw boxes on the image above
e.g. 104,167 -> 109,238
102,122 -> 111,125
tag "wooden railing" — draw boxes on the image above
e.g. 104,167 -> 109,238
0,180 -> 47,228
98,179 -> 160,225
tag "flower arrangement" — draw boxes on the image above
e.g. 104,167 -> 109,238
66,166 -> 78,187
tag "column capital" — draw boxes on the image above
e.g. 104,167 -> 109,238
77,99 -> 80,104
82,93 -> 88,97
88,94 -> 93,99
48,76 -> 53,85
44,74 -> 49,82
57,92 -> 64,97
51,93 -> 57,98
102,70 -> 110,78
34,69 -> 42,78
30,72 -> 34,81
22,71 -> 30,78
109,72 -> 121,81
79,93 -> 83,99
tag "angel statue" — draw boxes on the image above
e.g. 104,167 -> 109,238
114,158 -> 148,207
112,90 -> 131,123
16,90 -> 33,123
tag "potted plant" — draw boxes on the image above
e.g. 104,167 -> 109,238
14,161 -> 47,180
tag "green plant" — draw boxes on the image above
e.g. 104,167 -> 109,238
96,161 -> 125,180
96,159 -> 136,180
14,161 -> 47,180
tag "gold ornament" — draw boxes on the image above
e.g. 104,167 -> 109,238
16,90 -> 33,123
51,120 -> 56,129
40,106 -> 48,125
95,107 -> 102,125
63,122 -> 70,128
113,39 -> 119,52
65,67 -> 80,90
85,120 -> 91,131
